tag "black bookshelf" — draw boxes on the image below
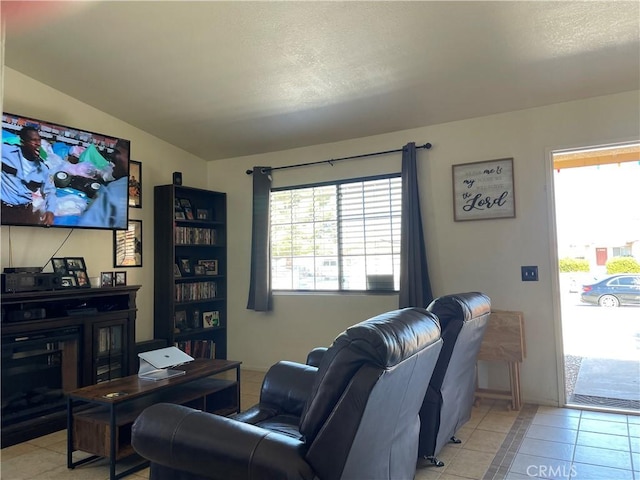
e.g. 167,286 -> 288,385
153,185 -> 227,359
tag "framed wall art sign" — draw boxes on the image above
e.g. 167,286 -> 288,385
452,158 -> 516,221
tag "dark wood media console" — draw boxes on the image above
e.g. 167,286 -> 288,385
67,358 -> 241,480
1,285 -> 140,447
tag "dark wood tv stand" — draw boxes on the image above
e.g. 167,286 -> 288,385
67,358 -> 241,480
1,285 -> 140,447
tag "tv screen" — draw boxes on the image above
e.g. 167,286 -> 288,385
1,112 -> 130,230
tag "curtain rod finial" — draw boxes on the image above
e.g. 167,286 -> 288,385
424,143 -> 432,149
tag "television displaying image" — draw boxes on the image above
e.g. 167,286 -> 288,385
1,112 -> 130,230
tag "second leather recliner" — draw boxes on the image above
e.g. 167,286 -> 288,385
418,292 -> 491,466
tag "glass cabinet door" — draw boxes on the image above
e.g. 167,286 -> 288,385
94,321 -> 127,383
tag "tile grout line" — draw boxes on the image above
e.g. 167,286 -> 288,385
570,410 -> 581,470
482,403 -> 538,480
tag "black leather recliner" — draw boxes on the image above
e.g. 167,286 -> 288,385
306,293 -> 491,468
131,307 -> 443,480
418,292 -> 491,466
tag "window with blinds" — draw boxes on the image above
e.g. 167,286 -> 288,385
270,174 -> 401,291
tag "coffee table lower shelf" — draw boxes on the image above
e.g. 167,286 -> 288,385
67,359 -> 241,480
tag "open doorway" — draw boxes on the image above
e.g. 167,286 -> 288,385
553,143 -> 640,413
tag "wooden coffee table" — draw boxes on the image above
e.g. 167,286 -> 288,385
67,358 -> 241,480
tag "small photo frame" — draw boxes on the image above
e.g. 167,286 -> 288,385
190,308 -> 201,329
52,258 -> 67,274
175,310 -> 187,332
60,276 -> 77,288
184,207 -> 194,220
115,271 -> 127,286
179,198 -> 192,210
194,265 -> 206,276
101,272 -> 114,287
65,257 -> 86,271
175,210 -> 186,220
198,259 -> 218,275
128,160 -> 142,208
174,263 -> 182,277
114,220 -> 143,267
178,257 -> 192,276
196,209 -> 209,220
75,270 -> 91,288
202,311 -> 219,328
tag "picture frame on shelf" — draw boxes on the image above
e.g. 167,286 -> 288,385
100,272 -> 114,287
198,259 -> 218,275
114,219 -> 143,267
75,270 -> 91,288
190,308 -> 201,329
174,263 -> 182,277
115,271 -> 127,286
60,275 -> 78,288
184,206 -> 194,220
178,257 -> 192,276
202,311 -> 219,328
174,198 -> 184,219
52,258 -> 67,274
196,209 -> 210,220
194,265 -> 205,276
65,257 -> 86,271
179,198 -> 192,210
174,310 -> 187,332
452,157 -> 515,221
128,160 -> 142,208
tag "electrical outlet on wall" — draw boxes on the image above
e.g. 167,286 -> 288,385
521,266 -> 538,281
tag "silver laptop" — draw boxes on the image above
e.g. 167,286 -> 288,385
138,346 -> 194,381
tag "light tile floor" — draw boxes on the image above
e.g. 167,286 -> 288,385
1,369 -> 638,480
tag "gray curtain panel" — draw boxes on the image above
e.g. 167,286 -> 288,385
399,142 -> 433,308
246,167 -> 273,311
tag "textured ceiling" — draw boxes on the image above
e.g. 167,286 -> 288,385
3,1 -> 639,161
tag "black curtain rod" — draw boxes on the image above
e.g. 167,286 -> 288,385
245,142 -> 432,175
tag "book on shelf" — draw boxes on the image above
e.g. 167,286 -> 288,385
174,281 -> 217,302
174,227 -> 217,245
173,340 -> 216,359
192,340 -> 203,358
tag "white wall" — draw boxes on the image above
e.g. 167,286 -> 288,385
1,67 -> 209,341
208,90 -> 640,406
3,64 -> 638,405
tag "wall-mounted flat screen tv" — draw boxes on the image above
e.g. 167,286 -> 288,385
1,112 -> 130,230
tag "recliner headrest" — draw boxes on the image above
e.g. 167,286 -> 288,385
336,307 -> 441,367
427,292 -> 490,327
300,307 -> 441,441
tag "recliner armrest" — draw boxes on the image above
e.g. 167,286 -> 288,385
132,403 -> 315,480
235,361 -> 317,424
306,347 -> 328,367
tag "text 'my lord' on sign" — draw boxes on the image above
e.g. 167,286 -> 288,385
452,158 -> 515,221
